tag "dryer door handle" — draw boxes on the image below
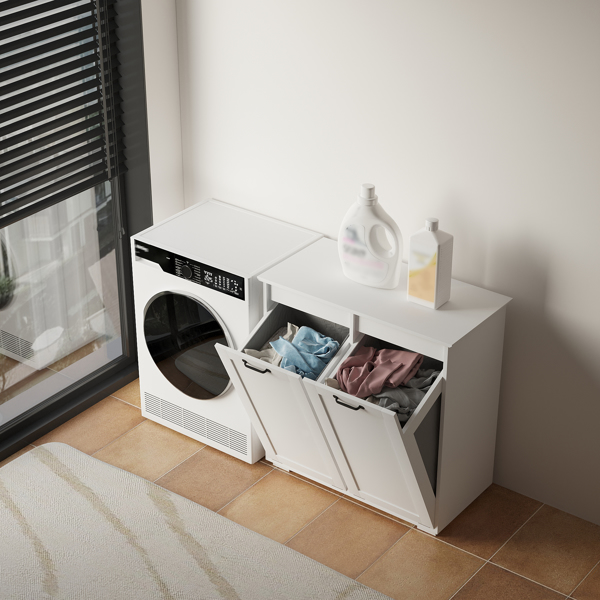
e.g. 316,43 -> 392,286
242,359 -> 271,374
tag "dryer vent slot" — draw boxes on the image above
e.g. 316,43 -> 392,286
162,400 -> 183,424
1,330 -> 34,361
206,418 -> 228,447
145,393 -> 161,417
229,429 -> 248,455
183,409 -> 206,438
144,392 -> 248,456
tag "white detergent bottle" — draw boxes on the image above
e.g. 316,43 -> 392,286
338,183 -> 403,289
407,218 -> 454,309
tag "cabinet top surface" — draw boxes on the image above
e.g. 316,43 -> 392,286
134,200 -> 320,277
259,238 -> 511,347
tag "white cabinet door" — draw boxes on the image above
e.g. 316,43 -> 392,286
304,375 -> 444,528
216,345 -> 346,490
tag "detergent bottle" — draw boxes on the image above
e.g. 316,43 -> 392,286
407,218 -> 454,309
338,184 -> 403,289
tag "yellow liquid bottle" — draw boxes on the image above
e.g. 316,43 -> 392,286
407,218 -> 453,309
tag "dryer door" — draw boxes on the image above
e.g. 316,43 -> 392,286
143,292 -> 232,399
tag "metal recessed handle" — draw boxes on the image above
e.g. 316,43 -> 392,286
334,396 -> 365,411
242,359 -> 271,374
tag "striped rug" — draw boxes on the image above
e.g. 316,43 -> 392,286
0,443 -> 390,599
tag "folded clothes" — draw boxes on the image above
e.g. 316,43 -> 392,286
270,326 -> 340,380
336,346 -> 424,398
243,323 -> 299,366
366,369 -> 440,422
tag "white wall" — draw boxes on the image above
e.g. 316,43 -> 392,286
140,0 -> 185,223
152,0 -> 599,524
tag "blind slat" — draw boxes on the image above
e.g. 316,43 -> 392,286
3,1 -> 86,27
1,27 -> 96,70
2,79 -> 100,126
0,135 -> 104,195
0,153 -> 105,202
0,166 -> 107,218
1,5 -> 94,42
2,40 -> 97,81
0,90 -> 102,139
1,54 -> 97,97
1,14 -> 96,55
0,173 -> 107,230
1,0 -> 53,12
0,138 -> 105,190
0,64 -> 98,112
1,109 -> 103,161
0,128 -> 103,179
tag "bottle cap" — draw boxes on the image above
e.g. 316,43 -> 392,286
425,218 -> 439,232
358,183 -> 378,205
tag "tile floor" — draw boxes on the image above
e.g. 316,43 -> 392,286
2,379 -> 600,600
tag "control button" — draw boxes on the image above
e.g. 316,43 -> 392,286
180,264 -> 193,279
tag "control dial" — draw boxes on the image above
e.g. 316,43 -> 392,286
180,263 -> 193,279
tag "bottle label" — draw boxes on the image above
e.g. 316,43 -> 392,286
341,225 -> 388,284
408,243 -> 437,302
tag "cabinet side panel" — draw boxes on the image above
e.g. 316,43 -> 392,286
436,307 -> 507,531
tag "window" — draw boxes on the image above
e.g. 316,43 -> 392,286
0,0 -> 151,451
1,0 -> 123,222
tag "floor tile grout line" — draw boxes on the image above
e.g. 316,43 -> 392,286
358,508 -> 565,600
477,503 -> 576,595
353,527 -> 412,581
110,394 -> 141,409
419,532 -> 488,562
419,523 -> 575,598
267,462 -> 344,499
341,496 -> 415,529
490,564 -> 571,597
283,498 -> 341,546
89,419 -> 149,457
32,415 -> 147,453
487,502 -> 545,562
264,461 -> 414,529
447,561 -> 488,600
567,556 -> 600,598
251,465 -> 413,541
216,468 -> 275,515
31,396 -> 144,450
444,509 -> 573,600
152,445 -> 207,483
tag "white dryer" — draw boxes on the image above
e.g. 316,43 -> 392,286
132,200 -> 320,463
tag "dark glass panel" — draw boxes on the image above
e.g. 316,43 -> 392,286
144,293 -> 230,400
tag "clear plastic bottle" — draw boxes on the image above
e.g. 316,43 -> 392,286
338,184 -> 403,289
407,218 -> 453,309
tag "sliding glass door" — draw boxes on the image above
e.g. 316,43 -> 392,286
0,0 -> 151,444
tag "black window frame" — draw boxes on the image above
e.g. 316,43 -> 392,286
0,0 -> 152,460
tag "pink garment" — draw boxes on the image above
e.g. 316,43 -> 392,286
336,346 -> 424,398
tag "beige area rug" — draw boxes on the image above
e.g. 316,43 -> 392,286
0,443 -> 391,599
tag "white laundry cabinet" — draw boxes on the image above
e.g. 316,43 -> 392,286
216,238 -> 511,534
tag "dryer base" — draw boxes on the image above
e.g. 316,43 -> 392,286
141,388 -> 265,464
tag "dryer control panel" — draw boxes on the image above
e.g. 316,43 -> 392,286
134,242 -> 245,300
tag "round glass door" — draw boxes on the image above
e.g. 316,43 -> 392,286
144,292 -> 231,399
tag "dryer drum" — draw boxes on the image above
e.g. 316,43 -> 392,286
144,292 -> 231,400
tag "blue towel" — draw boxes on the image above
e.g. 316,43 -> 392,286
270,326 -> 340,380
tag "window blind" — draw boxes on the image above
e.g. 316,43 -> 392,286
0,0 -> 124,226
